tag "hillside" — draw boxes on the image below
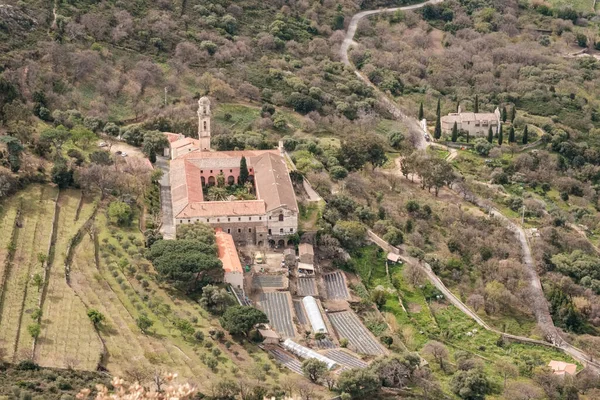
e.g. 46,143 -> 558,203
1,0 -> 600,399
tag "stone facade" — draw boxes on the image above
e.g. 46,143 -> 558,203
441,106 -> 501,137
170,98 -> 299,248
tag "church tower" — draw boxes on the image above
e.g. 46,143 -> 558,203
198,97 -> 211,150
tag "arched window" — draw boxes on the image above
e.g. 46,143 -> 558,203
278,213 -> 284,222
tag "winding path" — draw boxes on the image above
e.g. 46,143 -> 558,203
340,0 -> 442,149
341,1 -> 600,371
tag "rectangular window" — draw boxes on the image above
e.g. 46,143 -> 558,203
210,170 -> 213,173
248,228 -> 252,233
217,218 -> 220,222
188,220 -> 190,223
228,218 -> 230,222
227,229 -> 231,233
259,217 -> 262,220
230,169 -> 232,173
206,219 -> 209,223
280,228 -> 283,234
249,217 -> 252,221
290,228 -> 294,232
238,229 -> 241,233
238,217 -> 241,221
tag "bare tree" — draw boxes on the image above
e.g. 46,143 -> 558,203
422,340 -> 449,372
466,294 -> 485,313
403,263 -> 425,287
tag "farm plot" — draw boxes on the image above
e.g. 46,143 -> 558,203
323,271 -> 349,299
69,232 -> 158,376
297,277 -> 317,296
0,185 -> 56,362
0,197 -> 20,286
328,311 -> 385,356
259,292 -> 296,338
323,349 -> 368,369
267,347 -> 303,375
35,192 -> 103,371
293,300 -> 307,325
315,338 -> 336,349
253,275 -> 285,288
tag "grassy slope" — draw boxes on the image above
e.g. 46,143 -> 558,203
35,191 -> 103,371
0,185 -> 56,362
351,246 -> 578,394
0,197 -> 20,292
85,210 -> 284,385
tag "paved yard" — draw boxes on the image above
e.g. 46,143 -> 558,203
156,157 -> 175,240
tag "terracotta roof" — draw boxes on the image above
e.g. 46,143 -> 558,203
171,137 -> 201,149
171,148 -> 297,218
442,112 -> 499,124
215,230 -> 243,274
177,200 -> 266,218
252,152 -> 298,213
548,360 -> 577,376
164,132 -> 182,143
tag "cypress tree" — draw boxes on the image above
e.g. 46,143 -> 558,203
487,126 -> 493,143
508,126 -> 515,143
434,113 -> 441,139
418,102 -> 424,120
149,148 -> 156,164
498,124 -> 503,146
466,131 -> 470,143
451,122 -> 458,142
522,125 -> 529,145
436,98 -> 441,117
510,106 -> 516,122
501,106 -> 507,122
474,95 -> 479,113
239,156 -> 249,184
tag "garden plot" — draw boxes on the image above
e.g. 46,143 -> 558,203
324,349 -> 368,369
0,186 -> 56,362
267,347 -> 303,375
315,338 -> 336,349
293,300 -> 307,325
0,198 -> 20,285
259,292 -> 296,338
328,311 -> 385,356
253,275 -> 285,289
296,277 -> 318,296
323,271 -> 349,299
35,192 -> 103,371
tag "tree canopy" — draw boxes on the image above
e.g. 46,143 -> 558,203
147,239 -> 222,293
219,306 -> 268,336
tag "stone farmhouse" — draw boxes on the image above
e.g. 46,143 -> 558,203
167,97 -> 298,248
441,106 -> 501,137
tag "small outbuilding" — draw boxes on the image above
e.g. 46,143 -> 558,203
386,253 -> 401,264
298,262 -> 314,276
548,360 -> 577,376
298,243 -> 314,265
258,328 -> 280,345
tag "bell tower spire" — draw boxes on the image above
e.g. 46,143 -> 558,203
198,97 -> 211,151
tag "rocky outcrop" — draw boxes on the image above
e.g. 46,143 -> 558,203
0,4 -> 37,34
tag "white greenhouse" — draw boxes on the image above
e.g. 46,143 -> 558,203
282,339 -> 337,369
302,296 -> 327,333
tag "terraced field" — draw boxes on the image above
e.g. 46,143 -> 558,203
0,185 -> 57,362
293,300 -> 307,325
0,196 -> 20,290
297,277 -> 318,296
323,349 -> 368,369
259,292 -> 296,338
253,275 -> 285,288
323,271 -> 349,299
268,347 -> 303,374
328,311 -> 385,356
34,192 -> 103,370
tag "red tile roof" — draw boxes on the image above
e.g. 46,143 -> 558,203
215,230 -> 243,274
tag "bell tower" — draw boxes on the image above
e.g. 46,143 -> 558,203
198,97 -> 211,150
